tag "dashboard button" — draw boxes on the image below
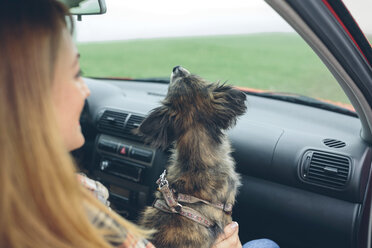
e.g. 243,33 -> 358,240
98,140 -> 118,153
129,147 -> 153,163
118,144 -> 130,156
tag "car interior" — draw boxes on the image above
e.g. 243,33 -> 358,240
69,0 -> 372,247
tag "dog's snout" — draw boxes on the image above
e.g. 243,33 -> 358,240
170,66 -> 190,84
171,66 -> 190,84
173,66 -> 189,76
173,66 -> 181,73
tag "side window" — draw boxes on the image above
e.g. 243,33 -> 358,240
77,0 -> 351,106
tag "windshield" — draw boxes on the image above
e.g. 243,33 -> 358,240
76,0 -> 370,108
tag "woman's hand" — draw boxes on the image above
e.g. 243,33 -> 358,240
212,222 -> 242,248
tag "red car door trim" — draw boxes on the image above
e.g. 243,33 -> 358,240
322,0 -> 370,66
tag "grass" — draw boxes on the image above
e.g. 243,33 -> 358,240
78,33 -> 350,104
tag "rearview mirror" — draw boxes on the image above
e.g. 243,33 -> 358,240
60,0 -> 106,15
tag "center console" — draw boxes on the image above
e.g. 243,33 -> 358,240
91,133 -> 167,220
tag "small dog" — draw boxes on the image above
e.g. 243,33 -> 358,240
136,66 -> 246,248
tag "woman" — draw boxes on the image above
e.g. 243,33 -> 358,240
0,0 -> 245,247
0,0 -> 146,247
0,1 -> 279,247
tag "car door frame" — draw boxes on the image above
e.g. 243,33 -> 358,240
265,0 -> 372,247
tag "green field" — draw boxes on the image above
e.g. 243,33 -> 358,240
78,33 -> 350,104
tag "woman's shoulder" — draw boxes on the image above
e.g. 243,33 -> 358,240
85,202 -> 155,248
79,174 -> 156,248
77,173 -> 110,206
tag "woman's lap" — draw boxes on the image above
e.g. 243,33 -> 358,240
243,239 -> 279,248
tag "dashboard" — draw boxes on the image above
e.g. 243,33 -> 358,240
75,77 -> 372,248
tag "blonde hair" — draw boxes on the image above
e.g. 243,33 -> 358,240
0,1 -> 151,247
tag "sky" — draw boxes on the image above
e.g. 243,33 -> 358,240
75,0 -> 372,42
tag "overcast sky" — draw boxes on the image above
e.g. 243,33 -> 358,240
75,0 -> 372,42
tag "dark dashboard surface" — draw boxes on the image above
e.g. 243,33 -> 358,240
78,77 -> 371,248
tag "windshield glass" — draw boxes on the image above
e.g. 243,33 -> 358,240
76,0 -> 370,107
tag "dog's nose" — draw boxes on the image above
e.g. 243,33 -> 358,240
170,66 -> 190,84
173,66 -> 181,73
172,66 -> 190,77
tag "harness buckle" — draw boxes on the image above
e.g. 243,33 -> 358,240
157,169 -> 169,189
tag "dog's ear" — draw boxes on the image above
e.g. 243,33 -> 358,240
212,84 -> 247,129
134,106 -> 174,150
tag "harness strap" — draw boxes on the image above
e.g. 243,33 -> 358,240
177,193 -> 233,214
156,169 -> 232,214
153,199 -> 214,227
154,170 -> 233,227
158,180 -> 180,209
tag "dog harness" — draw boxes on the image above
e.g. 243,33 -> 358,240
153,170 -> 233,227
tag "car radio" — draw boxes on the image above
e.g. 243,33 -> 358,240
95,134 -> 154,182
92,134 -> 157,220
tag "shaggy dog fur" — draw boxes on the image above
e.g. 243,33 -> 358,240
136,66 -> 247,248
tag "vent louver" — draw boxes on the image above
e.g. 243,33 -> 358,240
323,138 -> 346,148
301,151 -> 351,188
97,110 -> 145,142
124,115 -> 145,134
123,114 -> 145,141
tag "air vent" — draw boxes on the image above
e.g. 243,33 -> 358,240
124,114 -> 145,134
123,114 -> 145,141
97,110 -> 128,134
97,110 -> 145,142
301,151 -> 351,188
323,138 -> 346,148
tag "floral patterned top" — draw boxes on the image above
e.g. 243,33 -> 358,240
78,174 -> 156,248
